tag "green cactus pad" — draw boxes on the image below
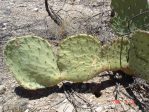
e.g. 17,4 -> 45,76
103,38 -> 130,73
58,34 -> 130,82
129,30 -> 149,81
111,0 -> 149,35
4,35 -> 61,90
58,34 -> 102,82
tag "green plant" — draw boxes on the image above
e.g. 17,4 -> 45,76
58,34 -> 130,82
128,30 -> 149,82
111,0 -> 149,35
4,35 -> 61,89
4,30 -> 149,90
58,34 -> 102,82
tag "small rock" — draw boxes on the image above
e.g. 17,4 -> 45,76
24,109 -> 29,112
18,4 -> 27,7
0,22 -> 7,30
95,106 -> 104,112
0,85 -> 6,94
33,8 -> 39,12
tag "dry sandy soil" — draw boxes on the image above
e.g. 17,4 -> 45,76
0,0 -> 148,112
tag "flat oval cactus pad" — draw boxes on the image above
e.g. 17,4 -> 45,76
4,35 -> 61,90
111,0 -> 149,35
58,34 -> 103,82
129,30 -> 149,81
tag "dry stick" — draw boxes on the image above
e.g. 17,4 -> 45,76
72,90 -> 94,112
64,90 -> 79,112
71,89 -> 94,112
62,83 -> 94,112
44,0 -> 63,26
50,98 -> 66,108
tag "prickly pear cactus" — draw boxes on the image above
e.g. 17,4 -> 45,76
111,0 -> 149,35
58,34 -> 130,82
6,33 -> 148,89
128,30 -> 149,81
4,35 -> 61,89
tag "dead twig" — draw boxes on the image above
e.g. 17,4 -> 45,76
45,0 -> 63,26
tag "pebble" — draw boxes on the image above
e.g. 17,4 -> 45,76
95,106 -> 104,111
0,22 -> 7,30
0,85 -> 6,95
18,4 -> 27,7
24,109 -> 29,112
33,8 -> 39,12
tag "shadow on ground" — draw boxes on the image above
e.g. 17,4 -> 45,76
15,80 -> 115,100
14,71 -> 134,100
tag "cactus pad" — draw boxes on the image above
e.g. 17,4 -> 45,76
58,34 -> 103,82
111,0 -> 149,35
58,34 -> 130,82
4,35 -> 61,89
129,30 -> 149,81
103,38 -> 130,73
